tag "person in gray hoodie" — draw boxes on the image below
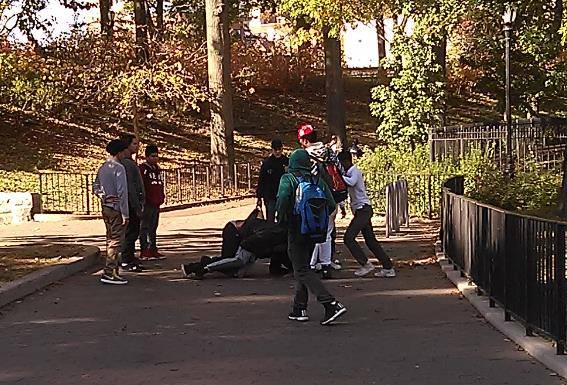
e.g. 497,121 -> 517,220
93,139 -> 130,285
119,133 -> 146,271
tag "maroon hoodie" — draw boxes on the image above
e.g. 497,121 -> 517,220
139,163 -> 165,207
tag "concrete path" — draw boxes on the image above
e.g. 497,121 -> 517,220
0,200 -> 565,385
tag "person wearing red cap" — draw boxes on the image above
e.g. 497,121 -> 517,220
297,123 -> 340,279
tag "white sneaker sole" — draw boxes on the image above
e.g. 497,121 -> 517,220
354,267 -> 375,277
321,307 -> 347,325
288,316 -> 309,322
100,277 -> 128,285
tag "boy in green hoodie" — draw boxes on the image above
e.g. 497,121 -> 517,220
276,149 -> 347,325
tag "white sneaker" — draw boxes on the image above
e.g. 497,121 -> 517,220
311,263 -> 322,271
354,262 -> 375,277
374,268 -> 396,278
330,261 -> 342,270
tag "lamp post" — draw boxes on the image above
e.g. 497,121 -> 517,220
503,4 -> 517,178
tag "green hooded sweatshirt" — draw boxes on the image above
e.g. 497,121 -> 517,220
275,149 -> 336,226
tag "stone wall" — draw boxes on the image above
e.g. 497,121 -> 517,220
0,193 -> 41,225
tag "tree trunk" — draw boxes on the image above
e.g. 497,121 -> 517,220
376,16 -> 386,64
156,0 -> 164,40
323,27 -> 347,149
206,0 -> 235,170
100,0 -> 113,39
134,0 -> 149,63
433,30 -> 448,126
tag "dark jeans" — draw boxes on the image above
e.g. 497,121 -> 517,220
344,204 -> 393,269
263,199 -> 277,223
121,208 -> 140,264
288,231 -> 334,310
140,204 -> 160,251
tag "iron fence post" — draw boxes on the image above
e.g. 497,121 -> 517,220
220,165 -> 225,197
234,163 -> 238,193
504,214 -> 512,322
247,163 -> 251,191
206,166 -> 211,198
85,174 -> 91,215
554,224 -> 566,355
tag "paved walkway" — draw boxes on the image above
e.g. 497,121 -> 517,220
0,199 -> 565,385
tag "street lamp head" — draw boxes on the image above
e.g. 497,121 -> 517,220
502,4 -> 517,30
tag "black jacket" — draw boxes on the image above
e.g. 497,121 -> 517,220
256,154 -> 289,201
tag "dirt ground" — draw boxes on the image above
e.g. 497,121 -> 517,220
0,201 -> 565,385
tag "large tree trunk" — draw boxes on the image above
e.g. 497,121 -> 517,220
206,0 -> 235,170
323,27 -> 347,149
376,16 -> 386,64
100,0 -> 113,39
134,0 -> 149,63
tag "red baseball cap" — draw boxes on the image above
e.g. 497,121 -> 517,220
297,123 -> 314,140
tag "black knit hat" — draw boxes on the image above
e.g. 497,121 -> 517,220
271,138 -> 283,149
106,139 -> 128,156
145,144 -> 159,157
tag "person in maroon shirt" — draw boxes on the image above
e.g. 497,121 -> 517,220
139,144 -> 166,260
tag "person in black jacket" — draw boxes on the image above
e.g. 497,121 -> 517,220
256,138 -> 289,222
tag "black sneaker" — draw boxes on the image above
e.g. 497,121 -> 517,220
121,262 -> 143,272
100,270 -> 128,285
288,309 -> 309,322
321,301 -> 347,325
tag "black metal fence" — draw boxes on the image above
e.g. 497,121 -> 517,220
385,178 -> 409,237
39,162 -> 257,214
366,172 -> 445,218
429,118 -> 567,170
441,176 -> 567,354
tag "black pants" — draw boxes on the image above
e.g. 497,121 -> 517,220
121,208 -> 140,264
343,204 -> 393,269
288,231 -> 334,310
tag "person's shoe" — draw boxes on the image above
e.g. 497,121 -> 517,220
311,263 -> 322,271
374,268 -> 396,278
321,266 -> 333,280
288,309 -> 309,322
354,262 -> 375,277
330,260 -> 342,270
100,269 -> 128,285
321,301 -> 347,325
139,249 -> 154,261
151,249 -> 166,260
121,262 -> 144,272
181,264 -> 191,278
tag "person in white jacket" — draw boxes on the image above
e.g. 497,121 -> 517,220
338,150 -> 396,278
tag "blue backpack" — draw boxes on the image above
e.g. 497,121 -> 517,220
293,174 -> 329,243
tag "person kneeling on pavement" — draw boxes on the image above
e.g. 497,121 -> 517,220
181,209 -> 292,279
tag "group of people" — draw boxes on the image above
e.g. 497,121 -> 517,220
93,124 -> 394,326
93,133 -> 165,285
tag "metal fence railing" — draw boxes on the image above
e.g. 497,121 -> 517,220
429,118 -> 567,170
385,178 -> 409,237
39,162 -> 257,214
366,172 -> 445,218
441,176 -> 567,355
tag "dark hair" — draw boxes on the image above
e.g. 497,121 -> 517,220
271,138 -> 283,149
337,150 -> 352,164
120,132 -> 136,146
145,144 -> 159,157
106,139 -> 128,156
302,130 -> 317,143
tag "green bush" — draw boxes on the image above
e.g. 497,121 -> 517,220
358,143 -> 562,216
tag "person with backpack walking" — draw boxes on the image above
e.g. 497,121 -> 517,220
93,139 -> 130,285
276,148 -> 347,325
297,123 -> 345,278
256,138 -> 289,223
139,144 -> 166,261
337,150 -> 396,278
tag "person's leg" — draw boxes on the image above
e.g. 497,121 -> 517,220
288,232 -> 334,310
148,205 -> 159,252
139,205 -> 151,253
205,247 -> 254,274
103,207 -> 124,275
264,199 -> 277,223
319,208 -> 337,266
360,206 -> 393,269
221,222 -> 240,259
121,208 -> 140,265
343,207 -> 372,266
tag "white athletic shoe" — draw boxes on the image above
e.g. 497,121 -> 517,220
374,268 -> 396,278
354,262 -> 375,277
